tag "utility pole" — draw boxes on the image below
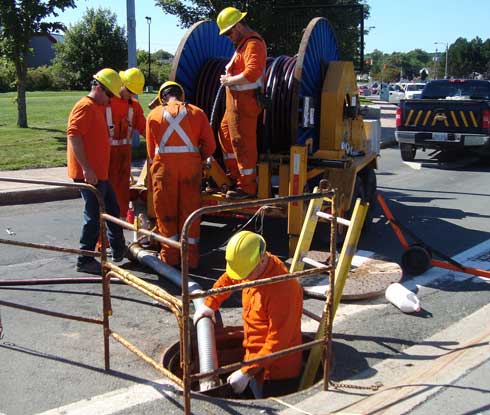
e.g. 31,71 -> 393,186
145,16 -> 152,90
433,48 -> 439,79
126,0 -> 136,68
435,41 -> 449,79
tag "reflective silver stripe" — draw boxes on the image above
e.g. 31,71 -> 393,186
188,236 -> 200,245
239,167 -> 256,175
168,234 -> 179,241
158,146 -> 199,153
126,106 -> 134,140
157,107 -> 199,154
110,138 -> 131,146
225,36 -> 265,91
106,107 -> 115,138
106,106 -> 134,144
229,78 -> 264,91
223,152 -> 236,160
225,52 -> 237,73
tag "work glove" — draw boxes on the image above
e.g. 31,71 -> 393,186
227,369 -> 251,394
193,304 -> 216,325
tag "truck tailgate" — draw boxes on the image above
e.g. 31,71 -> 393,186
400,99 -> 487,134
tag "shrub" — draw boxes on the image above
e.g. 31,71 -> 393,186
0,58 -> 16,92
26,65 -> 57,90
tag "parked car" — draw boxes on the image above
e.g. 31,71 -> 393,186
370,82 -> 380,95
389,83 -> 405,104
358,85 -> 370,96
403,83 -> 426,100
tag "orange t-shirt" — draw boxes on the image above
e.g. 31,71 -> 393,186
108,96 -> 146,141
205,253 -> 303,380
146,101 -> 216,161
67,96 -> 110,180
228,31 -> 267,83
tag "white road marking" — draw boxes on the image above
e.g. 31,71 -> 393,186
37,378 -> 177,415
403,161 -> 422,170
38,240 -> 490,415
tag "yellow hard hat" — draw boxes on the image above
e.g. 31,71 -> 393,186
93,68 -> 122,98
158,81 -> 185,104
119,67 -> 145,95
217,7 -> 247,35
225,231 -> 265,280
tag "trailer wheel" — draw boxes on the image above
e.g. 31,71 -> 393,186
401,244 -> 432,276
333,176 -> 366,246
359,167 -> 377,229
400,144 -> 416,161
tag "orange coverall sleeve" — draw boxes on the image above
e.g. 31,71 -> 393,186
204,273 -> 237,311
241,38 -> 267,83
145,109 -> 159,162
132,100 -> 147,137
198,110 -> 216,159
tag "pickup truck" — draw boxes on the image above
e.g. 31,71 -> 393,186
395,79 -> 490,161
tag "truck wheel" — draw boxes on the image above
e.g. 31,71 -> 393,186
400,144 -> 416,161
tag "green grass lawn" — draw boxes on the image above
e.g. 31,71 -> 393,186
0,90 -> 374,171
0,91 -> 155,171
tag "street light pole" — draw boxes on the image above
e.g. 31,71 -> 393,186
435,41 -> 448,79
145,16 -> 152,89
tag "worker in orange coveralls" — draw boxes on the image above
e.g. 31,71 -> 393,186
193,231 -> 303,398
105,67 -> 147,219
146,81 -> 216,269
67,68 -> 126,274
216,7 -> 267,199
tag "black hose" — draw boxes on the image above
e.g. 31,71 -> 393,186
192,55 -> 299,154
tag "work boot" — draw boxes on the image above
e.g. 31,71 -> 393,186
205,184 -> 220,194
76,259 -> 102,275
226,188 -> 254,200
112,245 -> 128,263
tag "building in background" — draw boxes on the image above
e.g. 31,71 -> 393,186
26,33 -> 63,68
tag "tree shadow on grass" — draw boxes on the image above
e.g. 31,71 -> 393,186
30,126 -> 65,134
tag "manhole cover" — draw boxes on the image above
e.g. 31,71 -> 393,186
302,251 -> 402,300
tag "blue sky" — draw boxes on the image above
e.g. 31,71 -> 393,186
56,0 -> 490,55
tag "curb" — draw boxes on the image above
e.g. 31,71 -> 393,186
0,186 -> 80,206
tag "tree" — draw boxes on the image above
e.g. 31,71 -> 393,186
52,7 -> 127,90
136,49 -> 173,87
155,0 -> 369,64
449,37 -> 472,78
0,0 -> 75,128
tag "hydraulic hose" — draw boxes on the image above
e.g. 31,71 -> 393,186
128,243 -> 219,391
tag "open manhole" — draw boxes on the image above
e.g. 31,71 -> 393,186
162,325 -> 326,400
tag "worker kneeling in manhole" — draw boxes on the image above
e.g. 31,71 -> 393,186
193,231 -> 303,398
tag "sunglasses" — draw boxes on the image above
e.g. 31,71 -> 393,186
224,26 -> 235,37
